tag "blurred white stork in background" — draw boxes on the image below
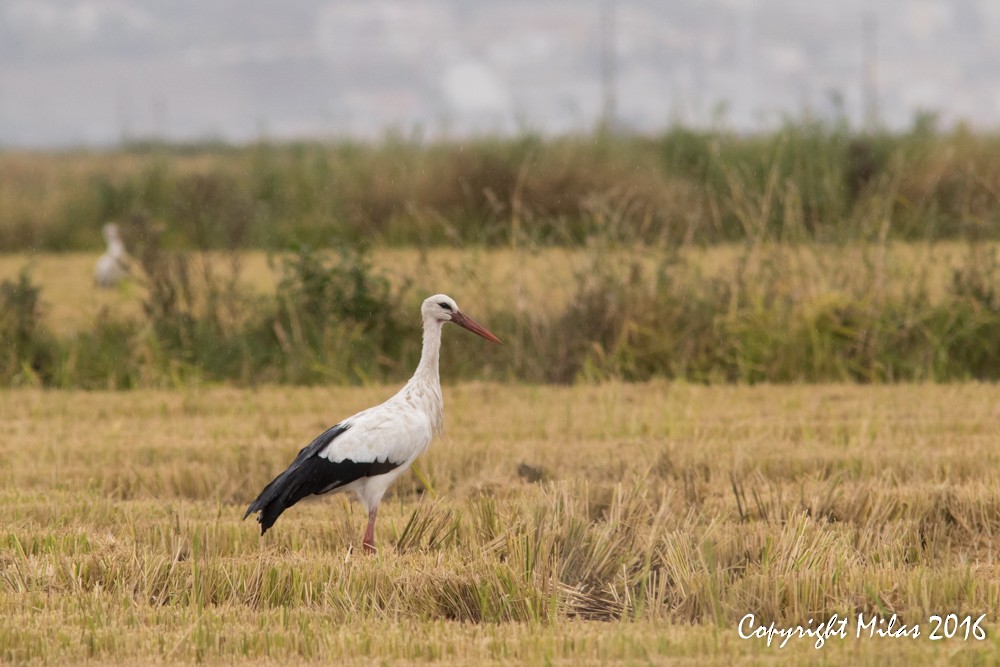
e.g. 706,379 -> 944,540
93,223 -> 130,288
244,294 -> 502,553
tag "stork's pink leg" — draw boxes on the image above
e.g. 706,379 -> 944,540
362,506 -> 378,554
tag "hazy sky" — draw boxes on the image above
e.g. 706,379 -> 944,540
1,0 -> 999,147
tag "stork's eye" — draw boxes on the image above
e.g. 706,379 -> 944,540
438,302 -> 452,311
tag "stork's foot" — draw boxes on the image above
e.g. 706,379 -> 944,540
363,540 -> 377,555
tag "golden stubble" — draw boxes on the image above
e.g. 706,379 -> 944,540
1,382 -> 999,664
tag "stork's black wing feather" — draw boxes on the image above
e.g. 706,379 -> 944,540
242,423 -> 401,534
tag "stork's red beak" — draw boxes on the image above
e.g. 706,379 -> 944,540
451,311 -> 503,344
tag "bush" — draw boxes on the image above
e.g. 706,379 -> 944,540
271,243 -> 413,383
0,269 -> 55,385
55,313 -> 141,390
3,236 -> 1000,388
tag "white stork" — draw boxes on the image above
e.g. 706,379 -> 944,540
244,294 -> 502,553
94,223 -> 130,288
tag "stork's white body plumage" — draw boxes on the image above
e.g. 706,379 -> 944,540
318,361 -> 443,512
244,294 -> 501,553
94,223 -> 130,288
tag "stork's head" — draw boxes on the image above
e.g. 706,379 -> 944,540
102,223 -> 121,243
422,294 -> 502,344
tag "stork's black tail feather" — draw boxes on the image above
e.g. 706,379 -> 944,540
244,456 -> 343,534
243,423 -> 352,535
243,422 -> 402,535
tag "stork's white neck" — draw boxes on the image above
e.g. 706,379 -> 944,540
106,238 -> 125,256
395,315 -> 445,433
414,315 -> 443,383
